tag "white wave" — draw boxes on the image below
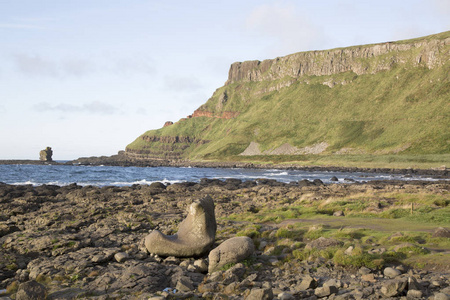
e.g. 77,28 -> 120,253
11,180 -> 38,186
110,178 -> 184,186
264,171 -> 289,176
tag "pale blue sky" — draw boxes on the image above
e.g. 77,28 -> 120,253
0,0 -> 448,159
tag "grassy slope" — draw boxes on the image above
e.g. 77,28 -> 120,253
127,32 -> 450,167
225,186 -> 450,270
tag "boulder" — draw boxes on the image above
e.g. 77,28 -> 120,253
208,236 -> 255,273
245,288 -> 273,300
432,227 -> 450,238
315,285 -> 338,298
383,267 -> 402,278
145,196 -> 216,257
298,275 -> 318,291
39,147 -> 53,162
380,278 -> 407,297
15,280 -> 47,300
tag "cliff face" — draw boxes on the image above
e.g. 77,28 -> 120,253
126,31 -> 450,160
225,37 -> 449,84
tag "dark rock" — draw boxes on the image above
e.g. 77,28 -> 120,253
16,280 -> 47,300
39,147 -> 53,162
149,182 -> 167,190
432,227 -> 450,238
330,176 -> 339,182
298,179 -> 313,187
313,179 -> 324,186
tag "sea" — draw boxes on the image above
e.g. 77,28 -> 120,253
0,163 -> 442,187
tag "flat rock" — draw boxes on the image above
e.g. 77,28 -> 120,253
305,237 -> 343,250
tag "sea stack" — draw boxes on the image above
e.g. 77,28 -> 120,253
39,146 -> 53,161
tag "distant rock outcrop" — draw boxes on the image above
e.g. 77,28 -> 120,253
39,147 -> 53,162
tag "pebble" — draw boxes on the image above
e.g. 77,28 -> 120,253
114,252 -> 129,263
384,267 -> 402,278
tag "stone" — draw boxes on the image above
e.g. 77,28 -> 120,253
114,252 -> 129,263
298,275 -> 318,291
176,277 -> 194,292
193,259 -> 208,273
333,210 -> 345,217
278,292 -> 294,300
163,121 -> 174,127
208,236 -> 254,273
361,274 -> 376,282
305,237 -> 343,250
380,279 -> 407,297
330,176 -> 339,181
323,279 -> 341,288
344,246 -> 354,255
315,285 -> 338,298
434,293 -> 450,300
432,227 -> 450,238
407,289 -> 423,298
15,280 -> 47,300
384,267 -> 402,278
245,288 -> 273,300
145,196 -> 216,257
408,276 -> 421,290
39,147 -> 53,162
359,266 -> 372,275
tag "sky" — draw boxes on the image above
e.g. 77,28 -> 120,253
0,0 -> 449,160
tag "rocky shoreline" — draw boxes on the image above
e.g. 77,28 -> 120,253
1,179 -> 449,299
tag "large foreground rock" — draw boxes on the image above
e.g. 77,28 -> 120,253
145,196 -> 216,257
15,280 -> 47,300
208,236 -> 255,273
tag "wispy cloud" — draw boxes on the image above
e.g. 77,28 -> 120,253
12,53 -> 155,78
0,23 -> 46,30
163,75 -> 203,92
33,101 -> 120,115
12,53 -> 59,77
0,16 -> 54,30
245,2 -> 326,55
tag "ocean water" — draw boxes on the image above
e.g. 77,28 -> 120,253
0,164 -> 440,187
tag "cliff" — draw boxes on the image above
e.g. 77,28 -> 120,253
225,37 -> 448,84
126,31 -> 450,161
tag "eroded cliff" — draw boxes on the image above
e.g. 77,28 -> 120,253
226,37 -> 449,84
126,31 -> 450,161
